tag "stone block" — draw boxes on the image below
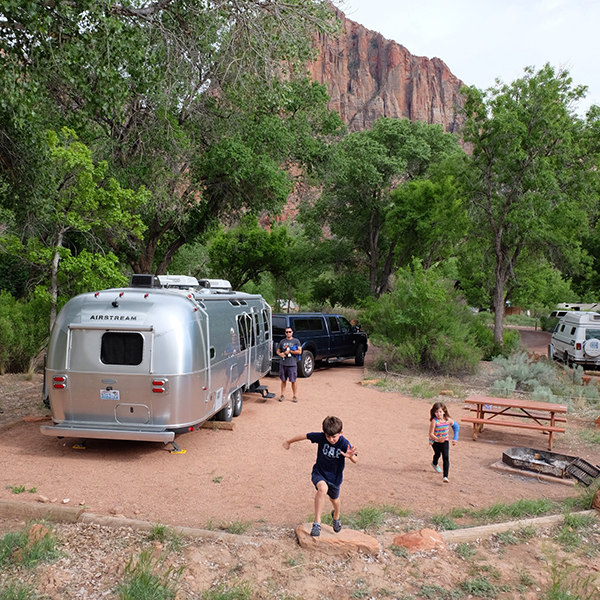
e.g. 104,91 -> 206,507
393,528 -> 445,552
295,523 -> 379,556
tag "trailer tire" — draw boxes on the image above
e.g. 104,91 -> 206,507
299,350 -> 314,378
215,402 -> 233,422
232,389 -> 243,417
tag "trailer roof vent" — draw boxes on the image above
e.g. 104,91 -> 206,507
198,279 -> 232,292
130,274 -> 160,288
156,275 -> 199,289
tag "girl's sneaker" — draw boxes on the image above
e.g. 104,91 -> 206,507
310,522 -> 321,537
431,462 -> 442,473
443,477 -> 449,483
331,511 -> 342,533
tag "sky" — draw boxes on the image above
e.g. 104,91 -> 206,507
340,0 -> 600,114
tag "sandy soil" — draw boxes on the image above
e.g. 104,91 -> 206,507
0,328 -> 596,529
1,328 -> 599,600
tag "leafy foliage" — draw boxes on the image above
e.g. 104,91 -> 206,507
362,261 -> 482,375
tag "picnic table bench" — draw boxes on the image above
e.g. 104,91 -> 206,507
462,395 -> 567,450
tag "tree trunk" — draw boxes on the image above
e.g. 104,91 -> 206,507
493,253 -> 507,345
49,230 -> 64,333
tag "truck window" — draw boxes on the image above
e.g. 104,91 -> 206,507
328,316 -> 340,332
294,318 -> 324,332
272,316 -> 286,336
100,332 -> 143,366
339,316 -> 351,333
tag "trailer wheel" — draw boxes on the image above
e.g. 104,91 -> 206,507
215,401 -> 233,422
299,350 -> 314,378
232,389 -> 243,417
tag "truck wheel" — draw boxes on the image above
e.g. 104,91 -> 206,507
299,350 -> 314,378
232,389 -> 243,417
564,351 -> 572,368
355,344 -> 365,366
215,401 -> 233,422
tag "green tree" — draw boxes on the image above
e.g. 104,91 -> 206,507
1,0 -> 341,275
207,215 -> 292,291
1,128 -> 147,330
459,65 -> 599,344
304,117 -> 464,296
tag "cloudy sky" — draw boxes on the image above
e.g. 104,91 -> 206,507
340,0 -> 599,114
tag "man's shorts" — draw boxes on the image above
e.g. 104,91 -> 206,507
279,364 -> 298,383
311,472 -> 340,500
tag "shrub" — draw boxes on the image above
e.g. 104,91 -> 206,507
470,318 -> 521,360
362,261 -> 482,376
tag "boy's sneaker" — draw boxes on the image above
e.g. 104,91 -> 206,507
443,477 -> 449,483
310,522 -> 321,537
331,511 -> 342,533
431,462 -> 442,473
293,396 -> 298,403
278,395 -> 285,402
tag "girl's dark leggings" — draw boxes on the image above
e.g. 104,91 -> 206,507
432,440 -> 450,477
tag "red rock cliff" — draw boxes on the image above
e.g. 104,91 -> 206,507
308,9 -> 465,133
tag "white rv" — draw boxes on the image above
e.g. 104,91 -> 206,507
41,275 -> 273,447
549,311 -> 600,368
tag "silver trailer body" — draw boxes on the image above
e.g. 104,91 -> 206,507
41,276 -> 272,443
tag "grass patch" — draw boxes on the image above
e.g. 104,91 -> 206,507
418,583 -> 462,599
219,520 -> 252,535
578,428 -> 600,445
201,583 -> 253,600
431,514 -> 458,531
545,554 -> 600,599
0,524 -> 60,568
460,576 -> 502,598
116,549 -> 183,600
4,486 -> 36,495
0,581 -> 36,600
342,504 -> 411,531
146,524 -> 183,552
455,542 -> 476,560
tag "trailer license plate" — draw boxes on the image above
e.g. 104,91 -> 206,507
100,389 -> 120,400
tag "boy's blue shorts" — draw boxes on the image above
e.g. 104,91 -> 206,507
311,472 -> 340,500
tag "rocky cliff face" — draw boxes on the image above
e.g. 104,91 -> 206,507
308,8 -> 465,133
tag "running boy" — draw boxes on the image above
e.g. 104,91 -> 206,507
283,415 -> 358,537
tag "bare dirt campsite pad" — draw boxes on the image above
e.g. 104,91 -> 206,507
1,335 -> 599,599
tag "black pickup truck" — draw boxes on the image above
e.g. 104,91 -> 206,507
271,313 -> 368,377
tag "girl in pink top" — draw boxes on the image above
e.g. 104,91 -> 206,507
428,402 -> 458,483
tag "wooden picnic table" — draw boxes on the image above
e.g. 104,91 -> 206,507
461,395 -> 567,450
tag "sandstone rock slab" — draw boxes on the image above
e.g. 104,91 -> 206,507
393,528 -> 445,552
296,523 -> 379,556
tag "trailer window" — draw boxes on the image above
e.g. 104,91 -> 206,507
101,332 -> 143,365
262,309 -> 270,339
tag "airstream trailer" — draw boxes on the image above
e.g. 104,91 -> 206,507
40,275 -> 273,446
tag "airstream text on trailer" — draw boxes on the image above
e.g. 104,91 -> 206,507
41,275 -> 273,446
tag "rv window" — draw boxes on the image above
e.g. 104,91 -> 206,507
262,310 -> 270,339
294,318 -> 324,332
560,325 -> 565,332
586,329 -> 600,340
253,313 -> 259,340
571,327 -> 576,335
210,347 -> 215,359
328,316 -> 340,332
101,332 -> 143,366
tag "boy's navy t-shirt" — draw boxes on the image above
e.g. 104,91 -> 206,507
307,432 -> 350,486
